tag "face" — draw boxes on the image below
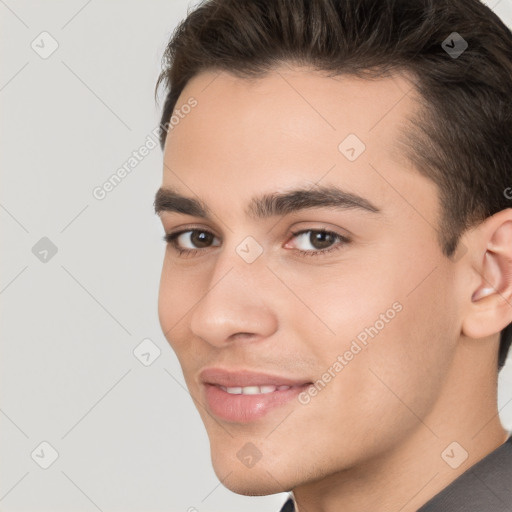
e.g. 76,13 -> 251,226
156,66 -> 463,494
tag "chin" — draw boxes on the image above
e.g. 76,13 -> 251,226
210,455 -> 290,495
218,472 -> 287,496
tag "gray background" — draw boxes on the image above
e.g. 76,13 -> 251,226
1,1 -> 511,511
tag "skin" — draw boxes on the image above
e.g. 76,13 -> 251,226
156,65 -> 512,512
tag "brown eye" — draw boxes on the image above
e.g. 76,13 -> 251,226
286,229 -> 350,258
163,229 -> 221,253
309,231 -> 336,249
189,230 -> 215,248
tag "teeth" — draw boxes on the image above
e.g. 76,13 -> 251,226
241,386 -> 261,395
218,385 -> 292,394
260,385 -> 279,393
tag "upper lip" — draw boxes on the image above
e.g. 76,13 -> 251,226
199,367 -> 311,388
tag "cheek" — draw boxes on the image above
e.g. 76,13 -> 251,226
157,257 -> 198,346
296,252 -> 457,426
158,262 -> 210,379
157,258 -> 176,339
280,257 -> 402,363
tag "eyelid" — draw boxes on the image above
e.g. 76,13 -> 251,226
163,223 -> 220,240
163,224 -> 350,258
286,228 -> 350,244
163,225 -> 220,254
284,228 -> 350,256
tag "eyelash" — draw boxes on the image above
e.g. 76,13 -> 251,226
162,228 -> 350,258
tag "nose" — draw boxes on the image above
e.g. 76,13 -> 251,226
188,251 -> 278,347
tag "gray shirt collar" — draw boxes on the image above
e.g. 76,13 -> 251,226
279,436 -> 512,512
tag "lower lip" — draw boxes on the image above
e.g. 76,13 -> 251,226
203,383 -> 311,423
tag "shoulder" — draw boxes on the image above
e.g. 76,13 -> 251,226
418,435 -> 512,512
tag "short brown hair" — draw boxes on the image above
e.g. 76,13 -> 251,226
155,0 -> 512,369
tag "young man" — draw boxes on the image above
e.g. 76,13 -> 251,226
153,0 -> 512,510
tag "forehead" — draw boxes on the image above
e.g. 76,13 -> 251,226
162,65 -> 437,223
166,65 -> 418,156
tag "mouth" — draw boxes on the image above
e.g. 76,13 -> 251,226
199,367 -> 311,388
199,367 -> 313,423
217,384 -> 304,394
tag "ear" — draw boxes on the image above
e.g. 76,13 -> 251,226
461,208 -> 512,340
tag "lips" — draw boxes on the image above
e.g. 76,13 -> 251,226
198,367 -> 314,422
199,367 -> 312,388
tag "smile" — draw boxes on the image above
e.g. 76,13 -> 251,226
219,384 -> 298,394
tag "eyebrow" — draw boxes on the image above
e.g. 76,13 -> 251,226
153,184 -> 381,219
